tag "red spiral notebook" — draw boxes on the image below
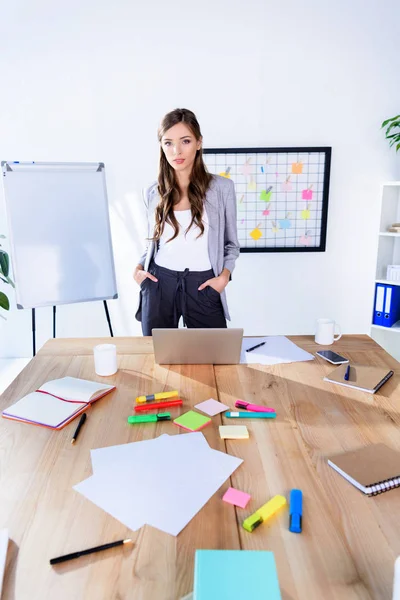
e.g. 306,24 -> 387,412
2,376 -> 115,430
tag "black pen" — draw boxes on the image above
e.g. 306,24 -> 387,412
50,538 -> 134,565
71,413 -> 87,444
344,365 -> 350,381
246,341 -> 266,353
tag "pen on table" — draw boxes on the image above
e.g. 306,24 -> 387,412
50,538 -> 134,565
289,489 -> 303,534
136,390 -> 179,404
226,411 -> 276,419
71,413 -> 87,444
246,341 -> 266,353
134,399 -> 183,412
344,365 -> 350,381
127,413 -> 171,424
235,400 -> 275,413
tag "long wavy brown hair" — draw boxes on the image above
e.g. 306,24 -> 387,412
152,108 -> 213,243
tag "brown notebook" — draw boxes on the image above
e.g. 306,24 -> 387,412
327,444 -> 400,496
323,363 -> 394,394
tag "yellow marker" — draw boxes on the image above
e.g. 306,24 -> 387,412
243,495 -> 287,532
136,390 -> 179,404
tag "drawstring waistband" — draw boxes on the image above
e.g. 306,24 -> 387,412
174,268 -> 189,326
150,261 -> 215,327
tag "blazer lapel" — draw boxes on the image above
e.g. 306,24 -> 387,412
204,178 -> 220,272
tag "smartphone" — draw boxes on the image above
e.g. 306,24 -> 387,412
316,350 -> 349,365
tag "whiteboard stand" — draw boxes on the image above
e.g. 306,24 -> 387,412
30,301 -> 114,356
30,300 -> 114,356
1,161 -> 118,355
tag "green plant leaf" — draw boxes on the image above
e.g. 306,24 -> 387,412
396,142 -> 400,152
0,276 -> 7,284
382,115 -> 400,128
385,123 -> 400,135
0,292 -> 9,311
6,276 -> 15,289
0,251 -> 9,277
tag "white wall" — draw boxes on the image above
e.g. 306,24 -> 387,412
0,0 -> 399,357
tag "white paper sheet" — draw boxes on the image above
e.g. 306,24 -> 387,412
74,433 -> 243,536
240,336 -> 314,365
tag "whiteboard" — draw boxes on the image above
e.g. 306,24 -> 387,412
1,161 -> 118,309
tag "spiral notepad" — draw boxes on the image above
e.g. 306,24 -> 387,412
327,444 -> 400,496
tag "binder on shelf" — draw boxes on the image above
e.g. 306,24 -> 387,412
373,284 -> 385,326
383,284 -> 400,328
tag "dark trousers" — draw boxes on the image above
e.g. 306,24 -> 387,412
135,261 -> 227,336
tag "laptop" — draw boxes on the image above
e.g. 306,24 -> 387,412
152,328 -> 244,365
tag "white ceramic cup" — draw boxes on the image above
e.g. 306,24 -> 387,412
315,318 -> 342,345
93,343 -> 118,376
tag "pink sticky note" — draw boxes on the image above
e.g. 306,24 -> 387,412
222,487 -> 251,509
302,189 -> 313,200
194,398 -> 229,416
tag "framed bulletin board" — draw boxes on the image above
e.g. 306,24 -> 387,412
203,146 -> 331,252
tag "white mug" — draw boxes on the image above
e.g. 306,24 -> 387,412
93,343 -> 118,376
315,318 -> 342,345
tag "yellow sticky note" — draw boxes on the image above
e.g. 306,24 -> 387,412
250,227 -> 262,241
219,166 -> 231,178
248,176 -> 256,191
219,425 -> 249,440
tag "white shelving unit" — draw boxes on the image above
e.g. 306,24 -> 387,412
371,182 -> 400,360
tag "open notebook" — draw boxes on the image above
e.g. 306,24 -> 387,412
2,377 -> 115,430
328,444 -> 400,496
323,363 -> 394,394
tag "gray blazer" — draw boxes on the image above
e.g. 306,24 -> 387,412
138,174 -> 240,320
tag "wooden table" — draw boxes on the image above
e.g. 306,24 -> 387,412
1,335 -> 400,600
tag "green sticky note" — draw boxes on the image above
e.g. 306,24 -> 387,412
260,190 -> 272,202
173,410 -> 211,432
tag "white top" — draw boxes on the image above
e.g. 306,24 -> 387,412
155,209 -> 211,271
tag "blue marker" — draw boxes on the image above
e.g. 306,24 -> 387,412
289,489 -> 302,533
344,365 -> 350,381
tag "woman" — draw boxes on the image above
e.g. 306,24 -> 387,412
134,108 -> 239,336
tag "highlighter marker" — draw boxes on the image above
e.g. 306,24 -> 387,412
289,489 -> 303,533
136,391 -> 179,404
134,399 -> 183,412
127,413 -> 171,424
243,495 -> 287,532
235,400 -> 275,413
226,411 -> 276,419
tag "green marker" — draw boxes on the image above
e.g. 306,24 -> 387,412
127,413 -> 171,425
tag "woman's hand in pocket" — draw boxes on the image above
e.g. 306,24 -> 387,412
133,266 -> 158,287
198,273 -> 229,294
